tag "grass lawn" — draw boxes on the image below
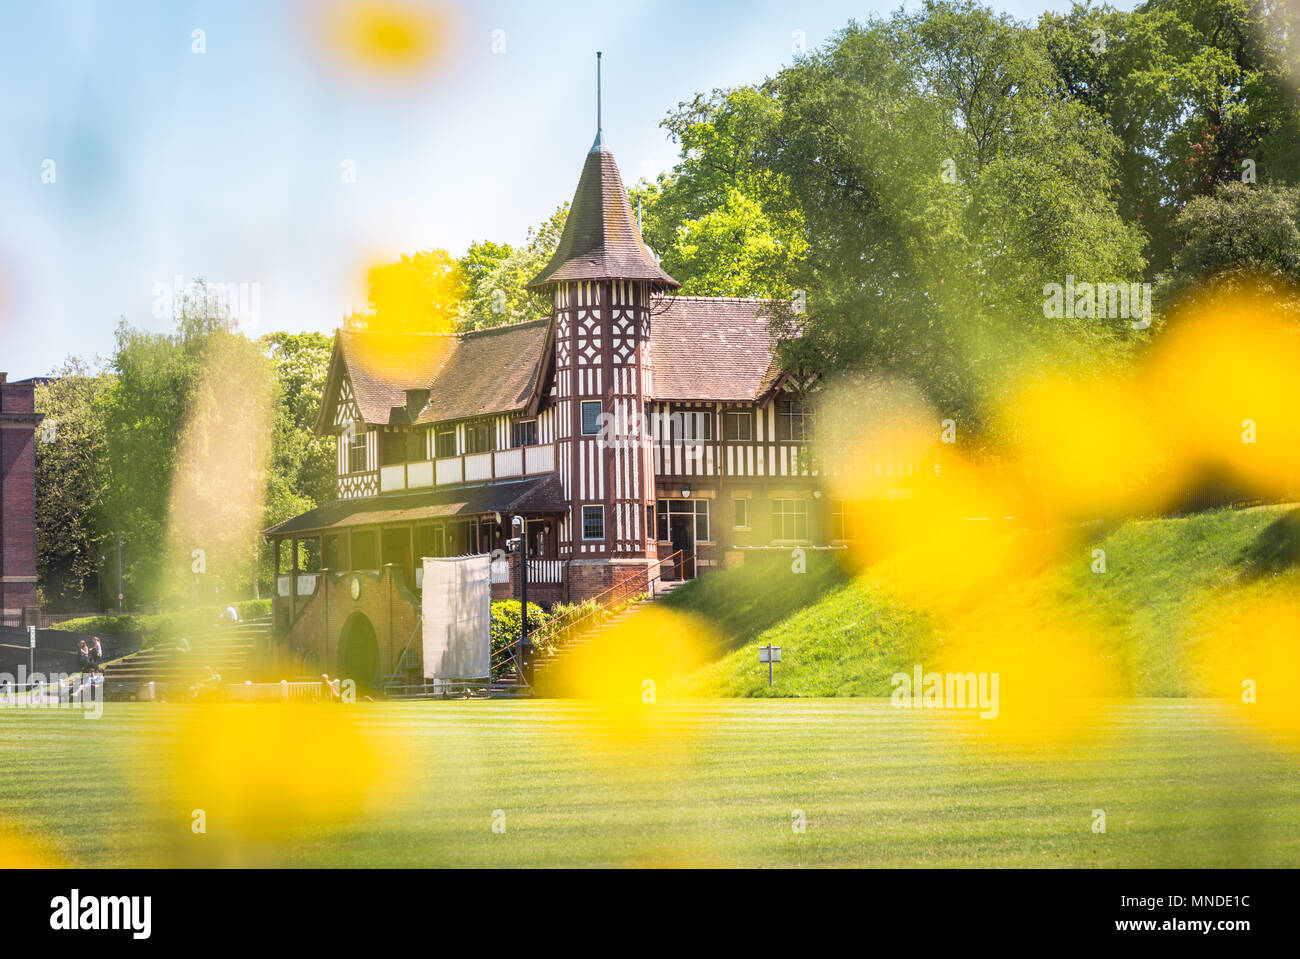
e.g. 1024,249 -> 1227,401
1,699 -> 1296,867
665,505 -> 1300,697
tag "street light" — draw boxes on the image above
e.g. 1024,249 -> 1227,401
509,514 -> 533,685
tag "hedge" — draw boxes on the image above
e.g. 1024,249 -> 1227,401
50,599 -> 272,650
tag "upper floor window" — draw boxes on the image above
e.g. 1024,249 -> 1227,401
513,419 -> 538,448
581,401 -> 603,436
347,430 -> 368,474
776,400 -> 809,442
434,429 -> 456,459
464,423 -> 491,454
723,410 -> 753,442
677,409 -> 713,441
380,430 -> 408,467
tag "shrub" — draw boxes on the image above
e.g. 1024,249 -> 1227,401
490,601 -> 549,658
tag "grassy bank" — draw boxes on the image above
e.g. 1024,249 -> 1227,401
664,506 -> 1300,697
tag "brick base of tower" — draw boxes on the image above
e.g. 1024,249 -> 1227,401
566,557 -> 660,602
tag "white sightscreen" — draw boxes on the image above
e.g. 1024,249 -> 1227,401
422,554 -> 492,679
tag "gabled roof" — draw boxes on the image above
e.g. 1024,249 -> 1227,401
412,319 -> 550,426
264,475 -> 565,536
314,295 -> 786,433
316,330 -> 455,432
316,319 -> 551,434
527,147 -> 679,290
648,297 -> 782,403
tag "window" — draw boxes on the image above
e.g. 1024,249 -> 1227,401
435,430 -> 456,459
348,430 -> 368,473
381,431 -> 408,467
513,419 -> 538,448
776,400 -> 809,442
724,410 -> 753,442
772,499 -> 808,541
656,498 -> 710,542
323,535 -> 341,570
581,401 -> 603,436
678,409 -> 713,441
464,423 -> 491,454
582,505 -> 605,540
832,500 -> 859,542
734,498 -> 749,529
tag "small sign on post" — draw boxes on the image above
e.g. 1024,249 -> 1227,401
758,643 -> 781,687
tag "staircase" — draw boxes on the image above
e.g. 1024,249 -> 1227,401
101,617 -> 269,700
491,575 -> 688,698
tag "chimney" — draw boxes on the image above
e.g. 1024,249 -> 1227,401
405,388 -> 430,418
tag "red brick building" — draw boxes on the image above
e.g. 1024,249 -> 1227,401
0,373 -> 42,625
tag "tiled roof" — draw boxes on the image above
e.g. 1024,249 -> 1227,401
648,297 -> 781,402
319,296 -> 783,431
332,330 -> 455,427
527,148 -> 679,290
264,475 -> 566,535
322,319 -> 550,431
413,319 -> 549,425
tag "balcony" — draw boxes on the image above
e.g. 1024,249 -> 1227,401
379,442 -> 557,494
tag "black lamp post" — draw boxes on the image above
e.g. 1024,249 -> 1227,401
511,514 -> 533,684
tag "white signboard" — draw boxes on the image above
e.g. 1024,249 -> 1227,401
759,645 -> 782,663
422,554 -> 492,679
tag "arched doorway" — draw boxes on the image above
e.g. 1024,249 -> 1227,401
338,612 -> 380,692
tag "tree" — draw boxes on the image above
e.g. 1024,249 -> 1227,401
1160,180 -> 1300,312
33,360 -> 113,609
458,239 -> 513,314
653,185 -> 806,298
633,85 -> 806,297
353,248 -> 465,334
100,283 -> 275,606
752,1 -> 1145,427
1040,0 -> 1300,273
457,204 -> 568,330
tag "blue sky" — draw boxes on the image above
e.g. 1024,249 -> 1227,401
0,0 -> 1133,378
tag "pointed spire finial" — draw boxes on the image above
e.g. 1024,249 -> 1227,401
590,51 -> 606,153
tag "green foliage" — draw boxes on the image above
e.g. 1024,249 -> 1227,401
1160,181 -> 1300,311
633,85 -> 807,298
51,599 -> 271,650
73,283 -> 332,608
260,330 -> 335,585
1041,0 -> 1300,272
457,205 -> 568,330
489,600 -> 549,657
356,248 -> 465,333
33,360 -> 114,610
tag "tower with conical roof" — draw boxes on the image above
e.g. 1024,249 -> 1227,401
528,53 -> 679,587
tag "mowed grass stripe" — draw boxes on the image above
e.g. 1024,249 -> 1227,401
0,699 -> 1296,866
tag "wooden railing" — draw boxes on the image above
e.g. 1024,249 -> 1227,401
527,559 -> 564,584
379,442 -> 557,493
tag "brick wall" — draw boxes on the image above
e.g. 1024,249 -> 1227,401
0,375 -> 41,621
271,565 -> 421,681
